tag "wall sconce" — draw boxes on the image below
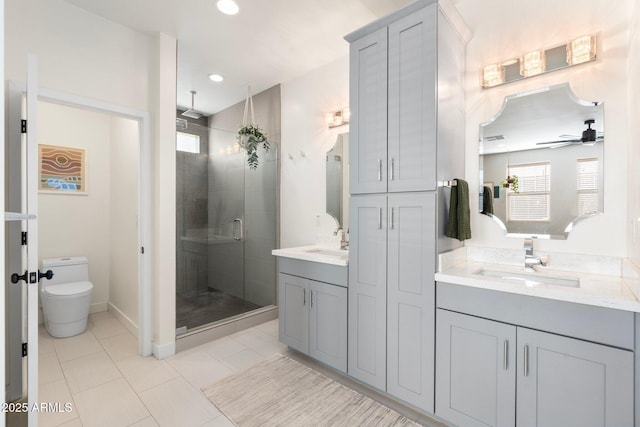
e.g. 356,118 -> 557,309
326,108 -> 350,128
481,34 -> 597,89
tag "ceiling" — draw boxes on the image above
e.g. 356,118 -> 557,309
63,0 -> 415,115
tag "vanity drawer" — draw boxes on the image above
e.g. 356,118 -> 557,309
437,282 -> 635,350
279,258 -> 348,287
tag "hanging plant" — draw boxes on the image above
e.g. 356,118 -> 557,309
237,86 -> 270,170
500,175 -> 519,193
238,124 -> 270,170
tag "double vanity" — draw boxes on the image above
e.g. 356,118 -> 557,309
273,245 -> 640,427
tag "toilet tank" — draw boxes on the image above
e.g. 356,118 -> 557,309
41,257 -> 89,285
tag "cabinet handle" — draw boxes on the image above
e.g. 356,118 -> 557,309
524,344 -> 529,377
377,159 -> 382,182
390,158 -> 395,180
310,290 -> 314,308
378,208 -> 382,230
303,289 -> 306,306
389,207 -> 394,230
503,340 -> 508,371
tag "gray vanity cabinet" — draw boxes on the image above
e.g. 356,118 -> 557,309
436,309 -> 516,427
348,192 -> 437,411
278,259 -> 348,373
436,308 -> 634,427
349,3 -> 439,195
517,327 -> 633,427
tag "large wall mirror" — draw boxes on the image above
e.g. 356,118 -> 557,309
479,83 -> 604,239
326,133 -> 349,230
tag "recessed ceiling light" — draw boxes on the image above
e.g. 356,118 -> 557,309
217,0 -> 239,15
209,74 -> 224,82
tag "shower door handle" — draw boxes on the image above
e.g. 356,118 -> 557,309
233,218 -> 243,241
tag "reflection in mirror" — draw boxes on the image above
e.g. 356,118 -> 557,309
326,133 -> 349,230
479,83 -> 604,239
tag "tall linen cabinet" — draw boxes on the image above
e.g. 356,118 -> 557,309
345,0 -> 470,413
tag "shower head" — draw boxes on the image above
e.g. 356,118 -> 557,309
181,91 -> 203,119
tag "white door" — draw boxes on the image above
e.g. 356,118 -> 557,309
5,54 -> 41,426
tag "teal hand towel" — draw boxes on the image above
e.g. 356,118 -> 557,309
445,178 -> 471,241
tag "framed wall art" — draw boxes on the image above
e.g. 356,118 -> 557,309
38,144 -> 87,194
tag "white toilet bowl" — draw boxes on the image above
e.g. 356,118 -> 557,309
41,257 -> 94,338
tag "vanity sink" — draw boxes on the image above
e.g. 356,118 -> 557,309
474,268 -> 580,288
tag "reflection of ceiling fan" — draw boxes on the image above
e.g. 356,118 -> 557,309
536,119 -> 604,148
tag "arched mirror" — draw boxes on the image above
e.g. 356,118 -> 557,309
326,133 -> 349,229
479,83 -> 604,239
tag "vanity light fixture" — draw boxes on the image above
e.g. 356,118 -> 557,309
326,108 -> 350,128
209,74 -> 224,82
480,33 -> 597,89
567,35 -> 596,65
216,0 -> 239,15
520,50 -> 546,77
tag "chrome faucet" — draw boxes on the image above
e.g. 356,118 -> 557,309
334,228 -> 349,250
524,237 -> 548,270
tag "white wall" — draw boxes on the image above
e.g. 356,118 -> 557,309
280,56 -> 350,248
37,101 -> 111,313
6,0 -> 177,355
109,117 -> 140,329
628,0 -> 640,268
457,0 -> 630,257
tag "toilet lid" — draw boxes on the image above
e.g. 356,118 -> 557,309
44,281 -> 93,296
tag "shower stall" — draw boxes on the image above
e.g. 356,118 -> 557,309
175,118 -> 278,334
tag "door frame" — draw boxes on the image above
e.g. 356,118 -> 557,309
7,83 -> 153,357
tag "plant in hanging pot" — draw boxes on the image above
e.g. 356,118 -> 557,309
237,124 -> 270,170
500,175 -> 519,193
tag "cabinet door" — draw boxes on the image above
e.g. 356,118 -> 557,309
349,27 -> 388,195
386,192 -> 436,412
436,310 -> 516,427
348,194 -> 387,390
309,280 -> 347,373
387,4 -> 437,193
517,328 -> 634,427
278,273 -> 309,353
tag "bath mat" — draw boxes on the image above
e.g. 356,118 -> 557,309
202,353 -> 422,426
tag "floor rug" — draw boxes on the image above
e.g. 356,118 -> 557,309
202,353 -> 421,426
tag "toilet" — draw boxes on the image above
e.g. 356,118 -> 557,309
40,257 -> 94,338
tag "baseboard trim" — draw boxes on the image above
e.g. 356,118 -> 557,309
153,341 -> 176,360
107,302 -> 138,338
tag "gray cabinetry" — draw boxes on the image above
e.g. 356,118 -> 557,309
348,194 -> 388,389
436,293 -> 634,427
278,259 -> 348,373
346,0 -> 469,413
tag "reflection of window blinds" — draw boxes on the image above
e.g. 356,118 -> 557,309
507,162 -> 550,222
577,158 -> 598,215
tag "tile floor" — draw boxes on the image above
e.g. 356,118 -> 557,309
37,311 -> 287,427
34,311 -> 443,427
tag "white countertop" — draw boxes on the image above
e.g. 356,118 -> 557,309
436,262 -> 640,313
272,245 -> 349,267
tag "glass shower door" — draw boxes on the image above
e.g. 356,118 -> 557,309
176,122 -> 277,333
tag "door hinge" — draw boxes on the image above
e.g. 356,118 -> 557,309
22,343 -> 27,357
21,120 -> 27,134
21,231 -> 27,245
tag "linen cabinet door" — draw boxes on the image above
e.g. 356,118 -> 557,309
278,273 -> 309,354
386,192 -> 436,412
309,280 -> 347,373
517,328 -> 633,427
387,4 -> 437,193
435,309 -> 516,427
348,194 -> 387,390
349,27 -> 388,195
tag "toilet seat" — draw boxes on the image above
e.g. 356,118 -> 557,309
43,281 -> 93,297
